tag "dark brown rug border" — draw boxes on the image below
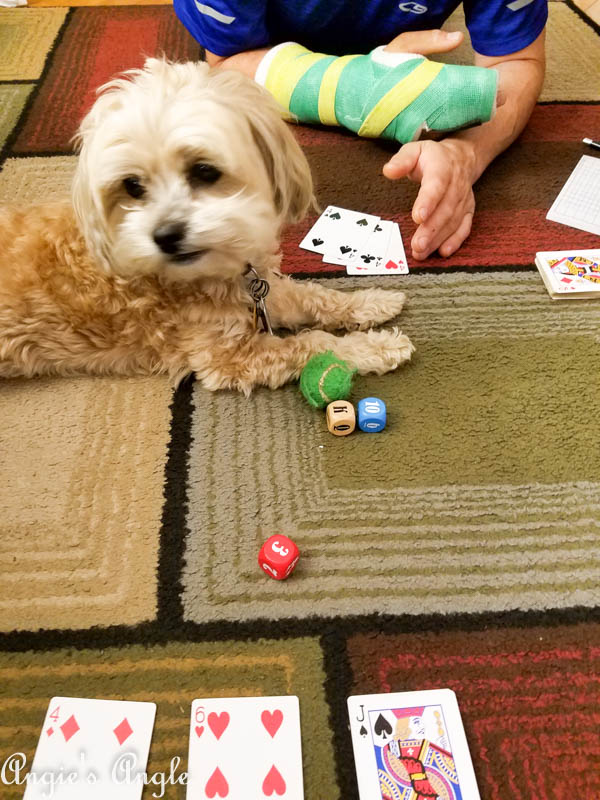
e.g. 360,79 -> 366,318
0,605 -> 598,654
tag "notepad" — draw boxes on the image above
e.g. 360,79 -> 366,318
547,155 -> 600,236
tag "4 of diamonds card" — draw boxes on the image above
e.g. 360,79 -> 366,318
347,689 -> 480,800
24,697 -> 156,799
186,696 -> 304,799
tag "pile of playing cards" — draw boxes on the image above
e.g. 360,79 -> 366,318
25,690 -> 480,799
300,205 -> 409,275
24,695 -> 303,800
535,248 -> 600,299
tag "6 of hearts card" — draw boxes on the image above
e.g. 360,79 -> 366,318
186,696 -> 304,799
347,689 -> 480,800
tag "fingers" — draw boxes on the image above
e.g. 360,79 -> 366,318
382,142 -> 423,181
384,29 -> 463,56
438,212 -> 474,257
411,166 -> 475,259
411,159 -> 451,225
496,73 -> 507,109
386,139 -> 477,259
412,202 -> 474,260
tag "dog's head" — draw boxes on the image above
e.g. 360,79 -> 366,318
72,58 -> 314,281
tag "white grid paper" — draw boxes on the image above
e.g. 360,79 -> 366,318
547,155 -> 600,236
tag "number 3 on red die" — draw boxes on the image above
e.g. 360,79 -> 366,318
258,535 -> 300,580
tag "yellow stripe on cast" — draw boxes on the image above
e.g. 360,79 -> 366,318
317,54 -> 361,126
265,44 -> 327,111
358,59 -> 444,138
264,43 -> 308,94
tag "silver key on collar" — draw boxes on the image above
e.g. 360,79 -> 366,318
246,267 -> 273,335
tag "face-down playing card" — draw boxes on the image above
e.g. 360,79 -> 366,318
348,689 -> 480,800
24,697 -> 156,800
186,696 -> 304,799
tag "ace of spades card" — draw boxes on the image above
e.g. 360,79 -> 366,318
348,690 -> 480,800
186,696 -> 304,799
24,697 -> 156,800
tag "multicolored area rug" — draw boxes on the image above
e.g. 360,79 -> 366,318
1,3 -> 600,800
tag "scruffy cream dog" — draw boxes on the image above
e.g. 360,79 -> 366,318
0,58 -> 413,392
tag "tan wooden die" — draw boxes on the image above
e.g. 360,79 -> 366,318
326,401 -> 356,436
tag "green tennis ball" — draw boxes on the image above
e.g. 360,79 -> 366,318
299,351 -> 357,409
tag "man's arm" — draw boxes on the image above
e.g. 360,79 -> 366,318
462,30 -> 546,180
383,29 -> 546,259
205,47 -> 267,78
206,30 -> 545,260
204,29 -> 471,78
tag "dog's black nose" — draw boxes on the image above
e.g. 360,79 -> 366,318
153,223 -> 186,255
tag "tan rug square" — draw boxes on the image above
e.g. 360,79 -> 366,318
0,156 -> 76,204
0,376 -> 173,632
0,8 -> 67,81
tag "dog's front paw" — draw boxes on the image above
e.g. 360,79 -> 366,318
346,288 -> 407,330
334,327 -> 414,375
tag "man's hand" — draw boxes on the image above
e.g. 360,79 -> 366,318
383,27 -> 465,56
382,28 -> 479,258
381,28 -> 545,260
383,138 -> 477,259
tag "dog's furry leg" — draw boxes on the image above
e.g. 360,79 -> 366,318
266,275 -> 407,331
0,314 -> 174,379
191,327 -> 414,394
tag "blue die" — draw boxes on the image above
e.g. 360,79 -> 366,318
358,397 -> 386,432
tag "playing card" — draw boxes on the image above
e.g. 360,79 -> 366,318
298,205 -> 380,264
24,697 -> 156,799
346,222 -> 408,275
348,689 -> 480,800
380,223 -> 408,274
186,696 -> 304,799
346,221 -> 393,275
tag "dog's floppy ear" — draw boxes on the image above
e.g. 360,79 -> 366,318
71,84 -> 129,271
210,68 -> 316,224
72,137 -> 112,271
72,65 -> 153,270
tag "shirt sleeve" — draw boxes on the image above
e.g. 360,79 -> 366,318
173,0 -> 269,57
463,0 -> 548,57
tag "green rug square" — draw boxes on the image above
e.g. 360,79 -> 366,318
182,272 -> 600,623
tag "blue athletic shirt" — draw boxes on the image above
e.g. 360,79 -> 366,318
174,0 -> 548,59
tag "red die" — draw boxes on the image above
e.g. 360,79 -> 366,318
258,535 -> 300,580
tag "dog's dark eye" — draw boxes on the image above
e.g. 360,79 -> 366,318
188,163 -> 221,186
123,177 -> 145,199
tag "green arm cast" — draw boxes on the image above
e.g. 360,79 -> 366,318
257,42 -> 498,144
